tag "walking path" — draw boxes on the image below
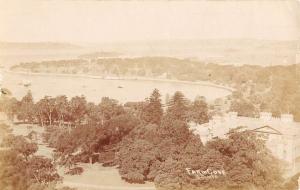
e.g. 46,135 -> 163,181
63,182 -> 155,190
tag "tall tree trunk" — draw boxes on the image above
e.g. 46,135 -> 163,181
48,113 -> 52,126
59,115 -> 64,127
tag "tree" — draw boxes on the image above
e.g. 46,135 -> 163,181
205,128 -> 284,190
69,96 -> 87,125
141,89 -> 163,125
166,91 -> 189,122
1,135 -> 38,161
26,156 -> 60,184
99,97 -> 124,124
0,146 -> 59,190
18,90 -> 35,123
72,124 -> 101,164
0,150 -> 32,190
35,100 -> 48,127
104,113 -> 140,144
124,101 -> 146,118
230,98 -> 258,117
2,97 -> 19,122
55,95 -> 69,127
117,116 -> 284,190
86,102 -> 101,125
118,139 -> 157,183
36,96 -> 57,126
188,96 -> 209,124
116,119 -> 198,184
153,128 -> 284,190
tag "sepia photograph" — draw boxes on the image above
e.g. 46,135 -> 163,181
0,0 -> 300,189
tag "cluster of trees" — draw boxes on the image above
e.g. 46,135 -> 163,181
0,89 -> 209,127
116,122 -> 285,190
11,59 -> 88,74
37,90 -> 287,189
1,88 -> 295,189
40,90 -> 209,168
218,65 -> 300,120
0,88 -> 208,171
46,113 -> 140,168
0,91 -> 126,127
0,123 -> 63,190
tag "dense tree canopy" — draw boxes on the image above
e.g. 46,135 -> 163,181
0,134 -> 60,190
0,89 -> 289,190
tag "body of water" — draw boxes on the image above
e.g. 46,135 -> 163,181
2,71 -> 231,103
0,48 -> 232,103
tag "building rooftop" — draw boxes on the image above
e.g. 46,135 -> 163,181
190,112 -> 300,140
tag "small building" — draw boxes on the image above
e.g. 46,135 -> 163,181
190,112 -> 300,176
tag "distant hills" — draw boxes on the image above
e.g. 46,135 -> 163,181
0,39 -> 298,66
0,42 -> 81,49
88,39 -> 298,65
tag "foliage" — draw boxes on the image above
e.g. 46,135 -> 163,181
45,112 -> 139,167
141,89 -> 163,125
18,91 -> 35,123
205,128 -> 284,190
65,167 -> 84,175
230,98 -> 258,117
116,118 -> 200,183
117,118 -> 284,190
1,135 -> 38,160
69,96 -> 87,125
0,134 -> 60,190
0,96 -> 18,121
166,91 -> 189,122
188,96 -> 209,124
54,95 -> 69,126
98,97 -> 125,124
0,89 -> 288,189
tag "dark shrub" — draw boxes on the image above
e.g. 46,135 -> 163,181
65,167 -> 84,175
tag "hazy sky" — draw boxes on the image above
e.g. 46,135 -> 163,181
0,0 -> 299,43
